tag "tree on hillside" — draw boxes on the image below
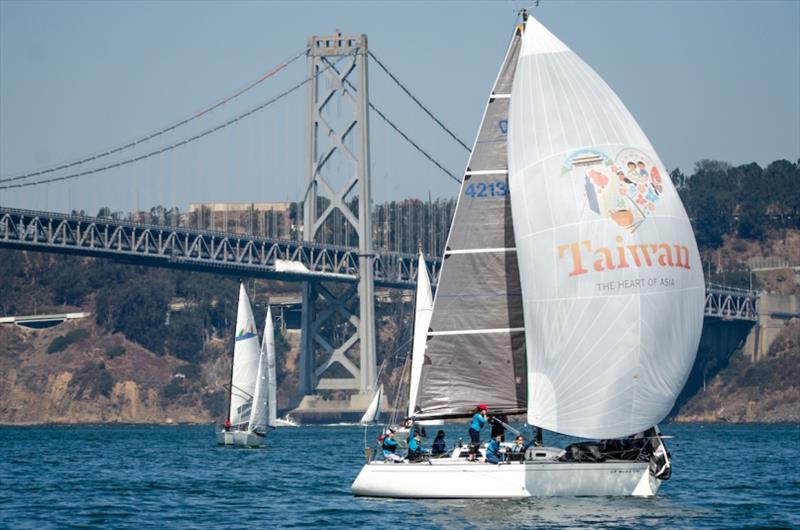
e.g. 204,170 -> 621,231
96,275 -> 173,354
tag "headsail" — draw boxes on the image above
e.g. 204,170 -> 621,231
414,24 -> 527,420
249,306 -> 274,433
507,16 -> 705,438
360,385 -> 383,425
266,306 -> 277,428
407,252 -> 433,419
229,283 -> 262,429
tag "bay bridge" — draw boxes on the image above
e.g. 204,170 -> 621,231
0,32 -> 758,418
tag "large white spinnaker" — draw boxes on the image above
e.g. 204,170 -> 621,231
360,385 -> 383,425
507,16 -> 705,439
229,283 -> 262,429
407,253 -> 434,419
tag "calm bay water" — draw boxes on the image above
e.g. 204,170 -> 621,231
0,423 -> 797,529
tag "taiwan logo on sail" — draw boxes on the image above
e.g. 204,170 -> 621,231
563,148 -> 665,233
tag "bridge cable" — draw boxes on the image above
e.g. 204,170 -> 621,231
0,53 -> 351,191
333,71 -> 462,185
368,101 -> 462,184
368,50 -> 471,153
0,47 -> 308,185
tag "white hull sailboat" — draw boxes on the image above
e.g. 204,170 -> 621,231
353,11 -> 703,498
353,459 -> 659,498
217,286 -> 277,447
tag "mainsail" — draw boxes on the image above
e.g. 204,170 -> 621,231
407,252 -> 433,418
228,283 -> 261,429
507,16 -> 705,438
414,24 -> 528,420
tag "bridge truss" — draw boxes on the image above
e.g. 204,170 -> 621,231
704,282 -> 759,321
0,207 -> 438,289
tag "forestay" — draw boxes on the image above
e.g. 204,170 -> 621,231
229,283 -> 261,429
507,16 -> 705,439
414,25 -> 528,420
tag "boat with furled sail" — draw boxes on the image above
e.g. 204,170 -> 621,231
352,10 -> 704,497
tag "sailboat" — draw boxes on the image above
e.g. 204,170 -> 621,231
352,11 -> 704,497
360,385 -> 383,425
217,284 -> 276,447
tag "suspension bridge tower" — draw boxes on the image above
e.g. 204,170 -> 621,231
292,32 -> 379,422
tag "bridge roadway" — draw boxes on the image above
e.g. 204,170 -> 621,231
0,206 -> 759,321
0,207 -> 437,289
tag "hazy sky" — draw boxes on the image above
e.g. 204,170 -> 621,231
1,0 -> 798,215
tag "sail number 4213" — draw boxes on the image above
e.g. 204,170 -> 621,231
464,181 -> 507,198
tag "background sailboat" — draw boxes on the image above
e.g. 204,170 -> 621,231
217,284 -> 271,447
360,385 -> 383,425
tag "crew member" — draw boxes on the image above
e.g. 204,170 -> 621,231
485,434 -> 504,465
382,429 -> 403,462
467,404 -> 489,461
431,430 -> 447,456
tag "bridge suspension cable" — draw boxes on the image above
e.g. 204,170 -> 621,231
0,47 -> 308,185
368,50 -> 471,153
334,70 -> 463,185
0,52 -> 351,191
368,101 -> 462,184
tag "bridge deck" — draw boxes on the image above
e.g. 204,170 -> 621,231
0,207 -> 758,320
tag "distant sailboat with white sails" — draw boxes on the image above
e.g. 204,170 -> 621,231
217,284 -> 277,447
352,10 -> 704,497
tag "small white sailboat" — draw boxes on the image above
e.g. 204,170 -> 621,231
217,285 -> 276,447
360,385 -> 384,425
352,11 -> 704,498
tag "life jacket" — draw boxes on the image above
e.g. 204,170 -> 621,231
470,413 -> 486,432
407,438 -> 423,461
382,437 -> 398,454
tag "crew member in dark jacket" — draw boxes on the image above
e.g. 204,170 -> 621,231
431,430 -> 447,456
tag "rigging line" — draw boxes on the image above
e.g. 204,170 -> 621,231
1,54 -> 351,191
369,101 -> 462,184
0,47 -> 309,185
368,50 -> 471,153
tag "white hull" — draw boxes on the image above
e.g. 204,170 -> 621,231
216,430 -> 266,447
352,458 -> 660,498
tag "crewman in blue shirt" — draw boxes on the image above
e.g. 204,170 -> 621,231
407,431 -> 427,462
382,429 -> 403,462
485,434 -> 504,465
467,404 -> 489,461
